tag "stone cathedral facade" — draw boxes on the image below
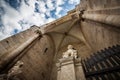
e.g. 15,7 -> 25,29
0,0 -> 120,80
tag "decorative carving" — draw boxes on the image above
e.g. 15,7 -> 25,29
35,29 -> 42,35
62,45 -> 78,59
7,61 -> 24,80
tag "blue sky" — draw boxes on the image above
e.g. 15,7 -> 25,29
0,0 -> 80,40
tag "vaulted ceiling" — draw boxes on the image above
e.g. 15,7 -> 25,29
43,15 -> 86,53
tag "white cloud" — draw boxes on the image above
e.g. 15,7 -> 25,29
54,0 -> 65,18
0,0 -> 22,39
46,0 -> 55,11
38,1 -> 47,13
68,0 -> 80,4
19,0 -> 34,18
55,7 -> 63,17
0,0 -> 79,40
56,0 -> 65,7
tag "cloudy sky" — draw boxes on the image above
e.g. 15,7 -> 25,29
0,0 -> 80,40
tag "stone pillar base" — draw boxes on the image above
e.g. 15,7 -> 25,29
56,57 -> 86,80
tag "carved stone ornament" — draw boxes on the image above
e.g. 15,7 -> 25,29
7,61 -> 24,80
35,29 -> 42,35
62,45 -> 78,59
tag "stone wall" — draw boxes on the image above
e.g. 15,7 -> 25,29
79,0 -> 120,52
80,0 -> 120,10
50,43 -> 92,80
81,20 -> 120,52
0,26 -> 55,80
0,0 -> 120,80
20,35 -> 55,80
0,26 -> 38,57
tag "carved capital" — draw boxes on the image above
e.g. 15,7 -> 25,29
34,29 -> 42,37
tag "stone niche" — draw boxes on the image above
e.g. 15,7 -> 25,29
56,45 -> 86,80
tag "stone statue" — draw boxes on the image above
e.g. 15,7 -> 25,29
62,45 -> 78,59
7,61 -> 24,80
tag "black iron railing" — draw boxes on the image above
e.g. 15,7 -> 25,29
82,45 -> 120,80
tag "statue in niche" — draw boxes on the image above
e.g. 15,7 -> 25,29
62,45 -> 78,59
7,61 -> 24,80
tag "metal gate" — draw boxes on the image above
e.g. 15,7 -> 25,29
82,45 -> 120,80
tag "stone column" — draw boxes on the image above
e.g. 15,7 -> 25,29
56,63 -> 61,80
59,57 -> 76,80
56,57 -> 86,80
0,29 -> 42,73
74,58 -> 86,80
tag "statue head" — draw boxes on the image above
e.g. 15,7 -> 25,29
67,45 -> 73,49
